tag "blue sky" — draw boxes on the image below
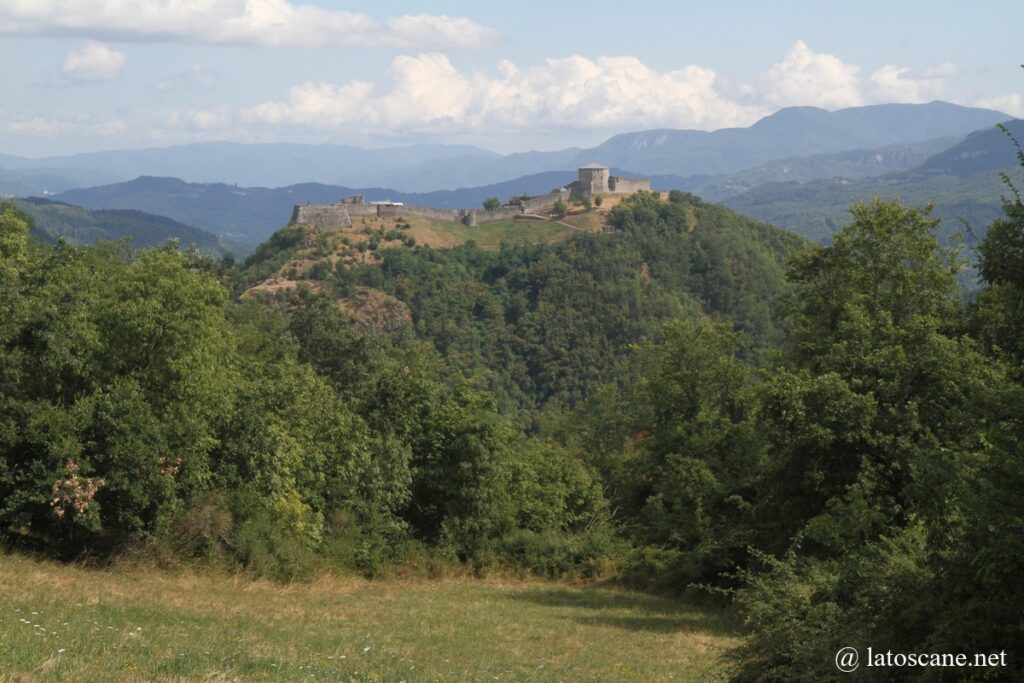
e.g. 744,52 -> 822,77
0,1 -> 1021,156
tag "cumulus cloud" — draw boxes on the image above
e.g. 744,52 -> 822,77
0,1 -> 498,50
219,52 -> 758,138
61,41 -> 125,81
976,94 -> 1024,118
868,64 -> 948,103
756,40 -> 863,109
153,43 -> 966,144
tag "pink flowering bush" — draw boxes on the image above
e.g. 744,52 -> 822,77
50,460 -> 105,529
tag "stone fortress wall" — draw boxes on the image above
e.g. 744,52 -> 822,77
608,177 -> 650,194
291,189 -> 571,231
290,164 -> 648,232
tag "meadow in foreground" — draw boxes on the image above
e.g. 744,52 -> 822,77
0,553 -> 740,682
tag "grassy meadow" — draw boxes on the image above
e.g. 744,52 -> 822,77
0,553 -> 741,682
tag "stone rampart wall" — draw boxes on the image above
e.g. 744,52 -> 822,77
376,204 -> 465,222
291,204 -> 351,229
291,188 -> 570,231
609,177 -> 651,193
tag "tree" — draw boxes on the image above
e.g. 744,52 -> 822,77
552,199 -> 567,219
482,197 -> 501,211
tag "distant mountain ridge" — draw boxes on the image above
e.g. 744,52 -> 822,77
580,102 -> 1007,178
721,119 -> 1024,244
2,142 -> 499,190
4,101 -> 1009,193
665,136 -> 963,201
53,117 -> 1023,248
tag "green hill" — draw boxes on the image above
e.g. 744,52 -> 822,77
240,191 -> 807,411
14,197 -> 230,255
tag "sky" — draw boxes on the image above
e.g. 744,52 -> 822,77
0,0 -> 1021,157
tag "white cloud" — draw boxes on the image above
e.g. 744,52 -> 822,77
0,1 -> 498,50
158,64 -> 216,92
756,40 -> 863,109
869,64 -> 947,103
61,41 -> 125,81
217,52 -> 759,138
123,42 -> 972,147
976,94 -> 1024,118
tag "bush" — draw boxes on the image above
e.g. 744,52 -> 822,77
497,529 -> 622,579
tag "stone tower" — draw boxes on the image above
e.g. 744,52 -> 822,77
578,163 -> 610,195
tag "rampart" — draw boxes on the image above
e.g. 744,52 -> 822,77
290,204 -> 352,229
291,189 -> 570,231
376,204 -> 464,222
609,177 -> 651,193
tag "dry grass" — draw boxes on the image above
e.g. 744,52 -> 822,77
0,552 -> 741,682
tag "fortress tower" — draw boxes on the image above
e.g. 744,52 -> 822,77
578,163 -> 610,195
574,163 -> 650,197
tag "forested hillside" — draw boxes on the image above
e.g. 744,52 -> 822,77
241,191 -> 806,411
3,162 -> 1023,681
13,197 -> 228,255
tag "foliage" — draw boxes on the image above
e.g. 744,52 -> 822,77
0,221 -> 614,578
344,192 -> 802,411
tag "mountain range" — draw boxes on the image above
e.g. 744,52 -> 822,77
2,101 -> 1009,196
8,101 -> 1021,255
722,119 -> 1024,243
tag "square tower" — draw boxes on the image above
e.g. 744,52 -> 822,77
578,163 -> 609,195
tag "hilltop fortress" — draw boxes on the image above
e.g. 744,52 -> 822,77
290,165 -> 650,231
572,163 -> 650,196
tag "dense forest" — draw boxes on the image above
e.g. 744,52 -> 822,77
2,145 -> 1023,681
239,191 -> 805,414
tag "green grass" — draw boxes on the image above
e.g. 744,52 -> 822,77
0,552 -> 741,682
413,217 -> 578,250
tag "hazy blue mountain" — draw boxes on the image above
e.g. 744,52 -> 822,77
722,119 -> 1024,244
358,102 -> 1005,191
5,102 -> 1006,192
15,197 -> 229,255
3,142 -> 499,189
578,102 -> 1007,178
670,136 -> 961,201
1,166 -> 123,197
49,116 -> 1020,246
911,123 -> 1024,176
